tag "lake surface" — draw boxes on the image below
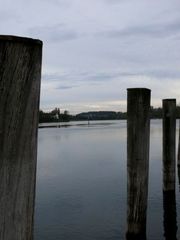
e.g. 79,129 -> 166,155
34,120 -> 180,240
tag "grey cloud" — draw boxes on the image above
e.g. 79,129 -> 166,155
29,24 -> 78,42
42,73 -> 62,82
102,0 -> 126,4
40,0 -> 66,4
42,72 -> 78,82
43,68 -> 180,90
42,68 -> 180,85
86,73 -> 119,82
99,19 -> 180,39
119,69 -> 180,80
0,11 -> 20,22
56,85 -> 79,90
82,70 -> 180,82
42,72 -> 118,88
31,0 -> 70,7
146,69 -> 180,79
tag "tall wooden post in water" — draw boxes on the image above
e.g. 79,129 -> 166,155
163,191 -> 177,240
162,99 -> 176,192
0,36 -> 42,240
178,119 -> 180,191
162,99 -> 177,239
127,88 -> 151,240
177,120 -> 180,168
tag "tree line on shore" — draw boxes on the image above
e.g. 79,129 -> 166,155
39,106 -> 180,123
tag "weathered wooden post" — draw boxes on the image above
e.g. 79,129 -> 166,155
163,191 -> 177,240
162,99 -> 176,192
126,88 -> 151,240
162,99 -> 177,239
0,36 -> 42,240
177,119 -> 180,167
178,120 -> 180,190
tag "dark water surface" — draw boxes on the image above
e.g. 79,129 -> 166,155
34,120 -> 180,240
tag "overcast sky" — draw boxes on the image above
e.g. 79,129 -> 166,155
1,0 -> 180,113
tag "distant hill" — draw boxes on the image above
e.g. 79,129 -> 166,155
39,106 -> 180,123
76,111 -> 126,120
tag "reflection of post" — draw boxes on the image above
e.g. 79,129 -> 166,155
0,36 -> 42,240
126,88 -> 151,240
163,190 -> 177,240
178,166 -> 180,192
163,99 -> 176,192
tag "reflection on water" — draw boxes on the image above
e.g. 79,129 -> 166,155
34,120 -> 180,240
126,231 -> 146,240
38,120 -> 118,129
178,166 -> 180,192
163,190 -> 177,240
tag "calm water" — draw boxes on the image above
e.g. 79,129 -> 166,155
34,120 -> 180,240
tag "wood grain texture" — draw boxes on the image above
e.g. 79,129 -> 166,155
0,35 -> 42,240
163,99 -> 176,191
127,88 -> 151,239
177,120 -> 180,166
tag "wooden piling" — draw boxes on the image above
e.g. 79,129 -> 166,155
162,99 -> 176,192
0,36 -> 42,240
126,88 -> 151,239
177,120 -> 180,166
163,190 -> 177,240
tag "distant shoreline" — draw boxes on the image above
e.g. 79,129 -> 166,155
38,118 -> 174,129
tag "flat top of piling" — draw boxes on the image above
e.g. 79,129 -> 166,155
127,88 -> 151,92
163,99 -> 176,101
0,35 -> 42,45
